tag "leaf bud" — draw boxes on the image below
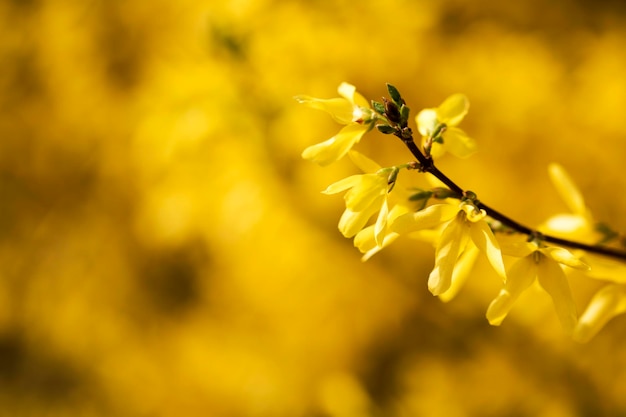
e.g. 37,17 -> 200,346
383,97 -> 402,124
376,124 -> 396,134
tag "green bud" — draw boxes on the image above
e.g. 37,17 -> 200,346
432,123 -> 447,139
409,189 -> 433,201
387,166 -> 400,185
376,124 -> 396,134
383,97 -> 402,124
433,187 -> 461,199
400,104 -> 410,127
462,190 -> 478,202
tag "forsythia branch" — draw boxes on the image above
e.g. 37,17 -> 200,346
297,81 -> 626,341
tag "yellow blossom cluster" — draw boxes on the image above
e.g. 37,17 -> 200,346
300,82 -> 626,341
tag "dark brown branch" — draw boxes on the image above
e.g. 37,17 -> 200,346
399,135 -> 626,262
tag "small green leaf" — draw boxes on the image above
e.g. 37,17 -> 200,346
372,100 -> 386,115
376,124 -> 396,134
386,83 -> 403,104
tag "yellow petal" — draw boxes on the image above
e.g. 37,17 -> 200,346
499,240 -> 536,258
344,175 -> 386,211
469,220 -> 506,278
486,255 -> 537,325
574,284 -> 626,343
541,246 -> 589,270
354,224 -> 376,254
354,224 -> 400,261
294,95 -> 354,124
348,150 -> 381,173
322,175 -> 361,195
416,108 -> 437,136
302,124 -> 368,166
408,229 -> 441,243
363,234 -> 400,261
338,82 -> 370,109
548,163 -> 587,217
390,204 -> 458,235
442,127 -> 477,158
364,203 -> 412,249
439,244 -> 480,302
536,256 -> 578,334
338,201 -> 382,238
425,172 -> 447,188
428,218 -> 467,296
374,198 -> 389,246
436,94 -> 469,126
541,214 -> 592,236
581,254 -> 626,283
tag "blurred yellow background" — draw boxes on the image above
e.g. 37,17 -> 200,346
2,0 -> 626,416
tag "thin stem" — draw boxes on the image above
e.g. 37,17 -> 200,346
399,135 -> 626,261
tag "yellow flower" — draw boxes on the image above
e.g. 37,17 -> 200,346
354,198 -> 458,262
353,204 -> 409,261
416,94 -> 477,158
388,201 -> 504,296
297,83 -> 375,166
540,163 -> 596,241
426,202 -> 506,296
486,242 -> 588,333
574,284 -> 626,343
322,152 -> 389,238
439,244 -> 481,302
541,163 -> 626,283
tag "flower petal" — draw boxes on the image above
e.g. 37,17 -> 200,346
354,204 -> 409,259
436,94 -> 469,126
469,219 -> 506,278
581,254 -> 626,283
439,243 -> 480,302
428,217 -> 467,296
344,175 -> 386,211
322,175 -> 361,195
302,123 -> 368,166
416,108 -> 437,136
338,201 -> 382,238
536,256 -> 578,334
442,127 -> 477,158
499,240 -> 536,258
374,198 -> 389,246
541,214 -> 592,236
390,204 -> 458,235
486,255 -> 537,325
574,284 -> 626,343
348,150 -> 382,173
548,163 -> 587,217
541,246 -> 589,270
354,224 -> 400,261
338,82 -> 370,108
294,96 -> 354,124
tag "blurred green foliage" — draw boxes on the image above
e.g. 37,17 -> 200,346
2,0 -> 626,416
